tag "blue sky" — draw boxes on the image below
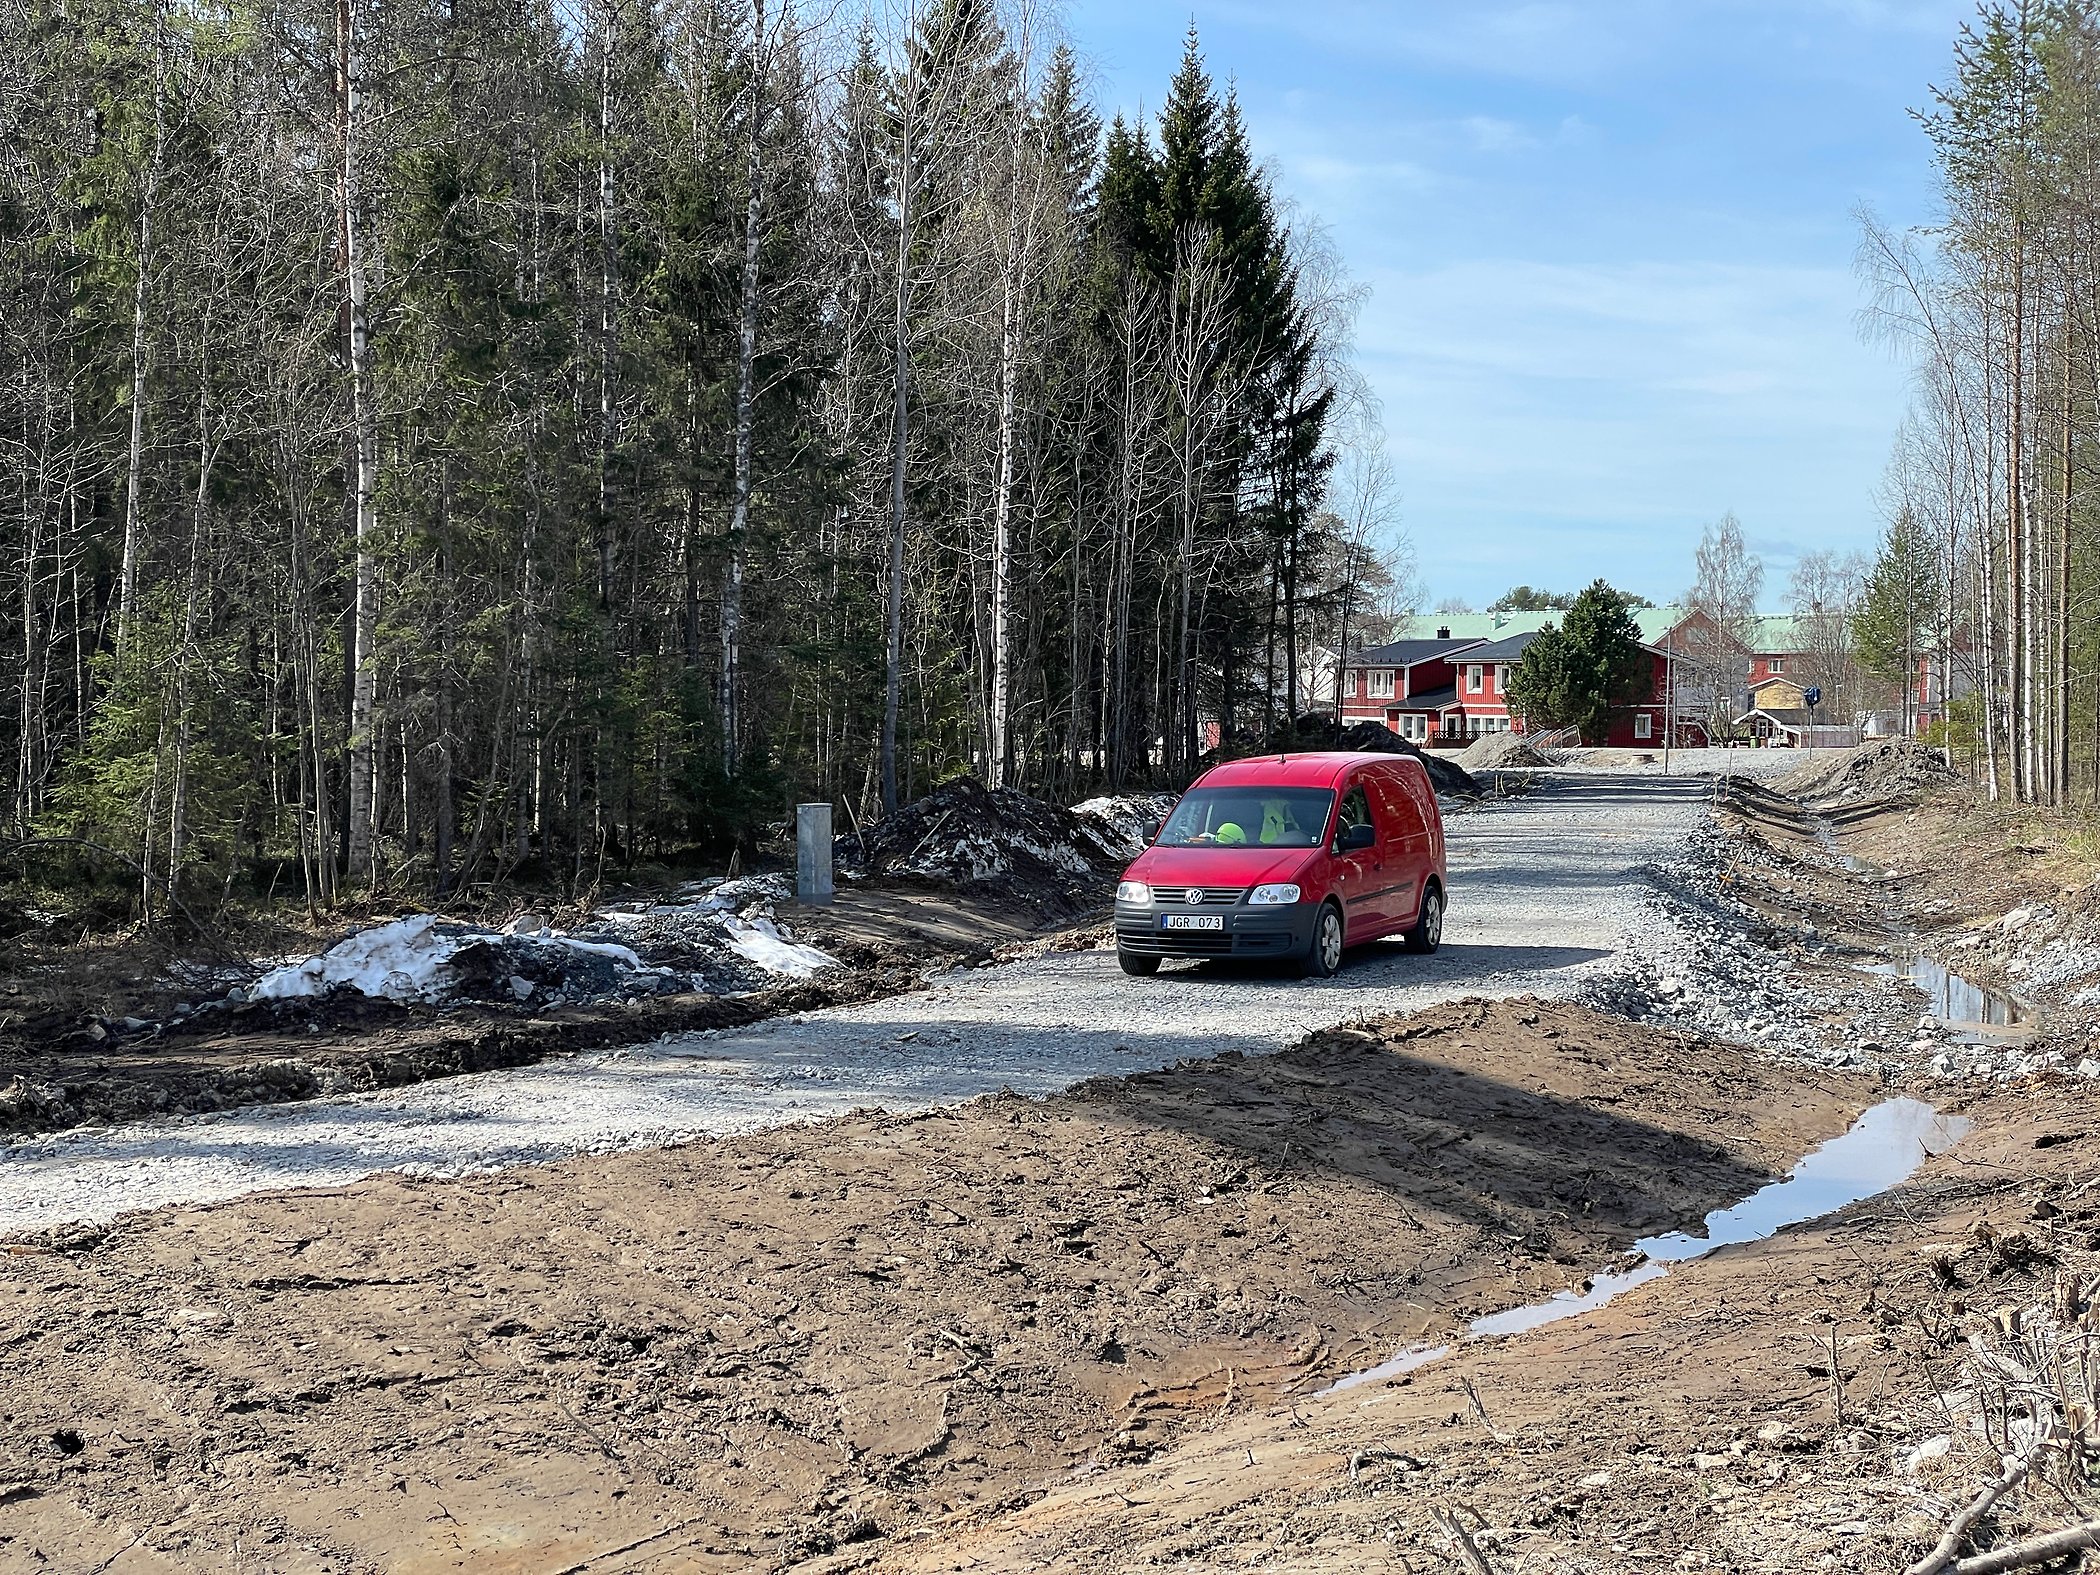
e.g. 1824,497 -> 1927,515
1063,0 -> 1975,609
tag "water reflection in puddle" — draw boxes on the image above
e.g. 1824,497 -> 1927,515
1816,827 -> 2031,1040
1329,1097 -> 1970,1391
1867,953 -> 2028,1037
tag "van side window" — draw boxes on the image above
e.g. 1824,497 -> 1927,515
1335,786 -> 1373,847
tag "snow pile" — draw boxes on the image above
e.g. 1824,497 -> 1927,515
247,915 -> 681,1009
722,914 -> 835,978
244,888 -> 841,1012
579,880 -> 840,994
1775,740 -> 1959,805
1457,733 -> 1549,770
251,916 -> 473,1002
1072,793 -> 1178,860
838,777 -> 1136,891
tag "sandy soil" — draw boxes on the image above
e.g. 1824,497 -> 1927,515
832,1083 -> 2097,1575
0,997 -> 1869,1573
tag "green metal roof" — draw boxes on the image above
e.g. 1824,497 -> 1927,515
1393,605 -> 1800,653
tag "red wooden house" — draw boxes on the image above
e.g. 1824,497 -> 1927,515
1336,632 -> 1483,742
1338,626 -> 1705,747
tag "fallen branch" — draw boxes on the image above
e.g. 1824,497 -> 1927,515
1903,1450 -> 2036,1575
1431,1504 -> 1497,1575
1949,1521 -> 2100,1575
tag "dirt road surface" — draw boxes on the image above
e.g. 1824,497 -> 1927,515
0,776 -> 1715,1233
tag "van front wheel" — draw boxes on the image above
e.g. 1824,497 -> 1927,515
1404,885 -> 1444,954
1300,902 -> 1345,979
1118,950 -> 1161,977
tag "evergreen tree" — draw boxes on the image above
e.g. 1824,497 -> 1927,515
1506,580 -> 1648,743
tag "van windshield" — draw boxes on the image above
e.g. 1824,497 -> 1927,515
1157,787 -> 1335,849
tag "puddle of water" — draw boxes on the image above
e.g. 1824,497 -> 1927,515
1329,1097 -> 1970,1391
1867,953 -> 2029,1037
1814,826 -> 2032,1041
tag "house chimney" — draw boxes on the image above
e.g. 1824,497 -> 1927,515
1435,625 -> 1451,641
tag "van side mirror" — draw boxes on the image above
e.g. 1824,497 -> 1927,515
1339,823 -> 1376,853
1145,817 -> 1164,841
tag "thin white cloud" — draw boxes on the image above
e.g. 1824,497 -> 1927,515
1460,115 -> 1537,153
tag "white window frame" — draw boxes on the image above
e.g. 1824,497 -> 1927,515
1493,664 -> 1505,694
1397,713 -> 1427,742
1466,664 -> 1484,694
1368,669 -> 1396,699
1634,712 -> 1653,740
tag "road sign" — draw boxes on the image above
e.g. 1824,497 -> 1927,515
1803,685 -> 1822,707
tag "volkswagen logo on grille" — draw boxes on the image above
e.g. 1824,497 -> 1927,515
1187,888 -> 1206,905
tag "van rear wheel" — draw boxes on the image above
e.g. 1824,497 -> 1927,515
1404,885 -> 1443,954
1118,950 -> 1161,977
1300,902 -> 1345,979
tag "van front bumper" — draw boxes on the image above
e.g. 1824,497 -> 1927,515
1113,901 -> 1316,960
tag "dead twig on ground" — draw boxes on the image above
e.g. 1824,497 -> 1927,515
1904,1450 -> 2037,1575
1460,1376 -> 1514,1445
1347,1446 -> 1425,1483
1947,1520 -> 2100,1574
1431,1503 -> 1498,1575
1825,1321 -> 1847,1426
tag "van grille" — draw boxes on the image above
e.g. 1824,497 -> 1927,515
1148,886 -> 1247,907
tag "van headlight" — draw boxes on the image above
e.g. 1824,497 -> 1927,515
1249,883 -> 1301,905
1116,881 -> 1151,904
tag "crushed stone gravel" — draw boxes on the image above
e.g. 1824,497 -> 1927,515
0,769 -> 1943,1234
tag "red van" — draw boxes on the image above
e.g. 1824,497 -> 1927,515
1113,752 -> 1446,978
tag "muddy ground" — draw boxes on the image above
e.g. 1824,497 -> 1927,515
0,886 -> 1072,1139
0,997 -> 1870,1573
833,1083 -> 2099,1575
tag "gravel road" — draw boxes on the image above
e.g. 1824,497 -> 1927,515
0,773 -> 1720,1234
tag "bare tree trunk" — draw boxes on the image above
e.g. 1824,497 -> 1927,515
722,0 -> 771,774
114,0 -> 168,672
988,265 -> 1020,787
340,0 -> 380,879
881,11 -> 915,816
596,0 -> 619,611
167,376 -> 214,893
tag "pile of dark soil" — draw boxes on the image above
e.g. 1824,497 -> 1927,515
1336,721 -> 1483,797
837,777 -> 1130,897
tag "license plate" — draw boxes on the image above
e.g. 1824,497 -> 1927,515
1162,915 -> 1225,931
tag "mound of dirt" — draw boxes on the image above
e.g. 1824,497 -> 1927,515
1457,732 -> 1550,769
1774,739 -> 1959,805
838,777 -> 1135,894
1336,721 -> 1482,798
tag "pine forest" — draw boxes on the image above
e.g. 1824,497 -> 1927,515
0,0 -> 1389,908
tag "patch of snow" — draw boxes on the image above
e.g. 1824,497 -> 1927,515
250,915 -> 464,1002
723,916 -> 836,979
